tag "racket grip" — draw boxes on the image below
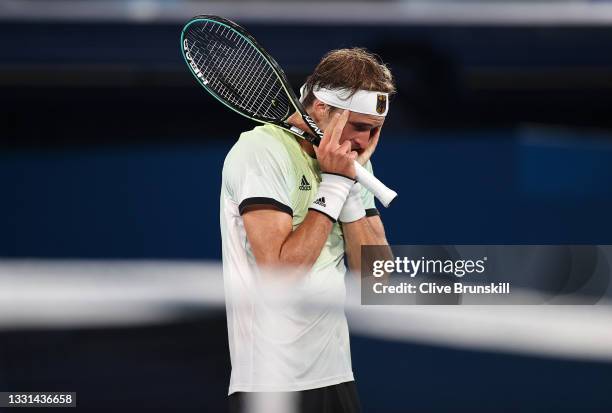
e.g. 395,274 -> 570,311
354,161 -> 397,207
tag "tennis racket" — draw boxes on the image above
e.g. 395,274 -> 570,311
180,15 -> 397,207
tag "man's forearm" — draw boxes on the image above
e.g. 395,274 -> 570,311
276,210 -> 334,270
343,217 -> 390,272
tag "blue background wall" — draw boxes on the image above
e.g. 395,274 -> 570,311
5,129 -> 612,258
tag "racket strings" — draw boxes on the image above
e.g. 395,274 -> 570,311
185,21 -> 291,121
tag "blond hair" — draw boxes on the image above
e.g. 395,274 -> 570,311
302,48 -> 396,109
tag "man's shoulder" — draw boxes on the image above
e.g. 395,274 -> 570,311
221,125 -> 298,199
240,124 -> 291,149
223,125 -> 297,181
227,125 -> 291,161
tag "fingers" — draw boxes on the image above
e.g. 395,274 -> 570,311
330,109 -> 349,146
319,111 -> 341,151
369,127 -> 381,149
337,140 -> 352,155
315,109 -> 355,179
357,127 -> 382,166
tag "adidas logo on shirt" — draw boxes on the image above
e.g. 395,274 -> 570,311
299,175 -> 312,191
313,197 -> 326,207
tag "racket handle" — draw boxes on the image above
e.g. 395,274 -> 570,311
354,161 -> 397,207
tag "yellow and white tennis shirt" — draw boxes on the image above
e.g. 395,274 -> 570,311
220,124 -> 377,394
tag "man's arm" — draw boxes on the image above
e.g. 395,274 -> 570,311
341,125 -> 392,273
243,207 -> 333,273
343,214 -> 390,272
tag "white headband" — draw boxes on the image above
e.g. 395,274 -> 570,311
299,84 -> 389,117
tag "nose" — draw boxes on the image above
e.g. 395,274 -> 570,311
351,132 -> 370,151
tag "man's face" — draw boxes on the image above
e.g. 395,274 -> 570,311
339,111 -> 385,155
316,108 -> 385,155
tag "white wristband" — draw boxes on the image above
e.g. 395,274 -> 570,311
309,173 -> 354,222
339,182 -> 366,223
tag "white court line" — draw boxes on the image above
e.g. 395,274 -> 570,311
1,260 -> 612,363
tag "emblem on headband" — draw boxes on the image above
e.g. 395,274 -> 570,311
376,94 -> 387,115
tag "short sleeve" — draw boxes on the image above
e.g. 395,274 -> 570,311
223,132 -> 294,216
360,160 -> 379,217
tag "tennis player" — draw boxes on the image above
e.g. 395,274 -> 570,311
221,48 -> 395,413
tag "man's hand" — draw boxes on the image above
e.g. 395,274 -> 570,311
356,126 -> 381,166
314,110 -> 357,179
